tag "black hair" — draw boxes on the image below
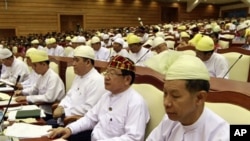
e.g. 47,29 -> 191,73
185,80 -> 210,93
202,50 -> 214,55
44,60 -> 50,65
82,58 -> 94,65
121,69 -> 135,85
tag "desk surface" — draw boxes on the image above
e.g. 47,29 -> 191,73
20,136 -> 51,141
210,77 -> 250,96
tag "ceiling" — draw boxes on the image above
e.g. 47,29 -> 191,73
158,0 -> 242,5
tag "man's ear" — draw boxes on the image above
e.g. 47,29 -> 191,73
196,90 -> 207,105
124,75 -> 132,86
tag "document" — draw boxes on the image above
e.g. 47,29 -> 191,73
0,92 -> 11,101
4,123 -> 52,138
0,86 -> 14,92
0,100 -> 18,107
0,79 -> 14,86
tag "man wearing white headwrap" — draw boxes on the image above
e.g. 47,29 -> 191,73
110,38 -> 129,59
146,55 -> 229,141
52,46 -> 107,127
0,48 -> 29,84
195,36 -> 229,78
151,37 -> 168,54
101,34 -> 112,48
67,36 -> 86,57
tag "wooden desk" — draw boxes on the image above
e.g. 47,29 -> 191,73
210,77 -> 250,97
20,136 -> 51,141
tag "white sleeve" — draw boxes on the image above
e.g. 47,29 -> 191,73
215,55 -> 229,79
66,79 -> 105,116
26,75 -> 65,103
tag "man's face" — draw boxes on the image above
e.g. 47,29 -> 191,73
91,42 -> 101,51
195,50 -> 212,61
129,43 -> 141,53
154,43 -> 167,54
104,67 -> 129,94
72,57 -> 88,76
1,57 -> 13,67
113,42 -> 123,53
163,80 -> 198,125
33,62 -> 45,75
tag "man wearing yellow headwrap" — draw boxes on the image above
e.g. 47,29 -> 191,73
15,50 -> 65,121
146,55 -> 229,141
49,55 -> 150,141
195,36 -> 229,78
15,48 -> 40,90
127,34 -> 153,66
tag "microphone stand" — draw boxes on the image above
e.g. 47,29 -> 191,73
0,75 -> 20,133
222,54 -> 243,78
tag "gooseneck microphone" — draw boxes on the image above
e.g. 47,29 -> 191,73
0,75 -> 21,124
222,54 -> 243,78
135,49 -> 150,64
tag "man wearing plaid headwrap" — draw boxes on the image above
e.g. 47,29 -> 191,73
49,55 -> 150,141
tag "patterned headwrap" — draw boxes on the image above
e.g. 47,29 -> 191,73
108,55 -> 135,72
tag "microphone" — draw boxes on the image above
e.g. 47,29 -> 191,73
135,49 -> 150,64
222,54 -> 243,78
0,75 -> 21,125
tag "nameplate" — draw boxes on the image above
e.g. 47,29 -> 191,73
230,125 -> 250,141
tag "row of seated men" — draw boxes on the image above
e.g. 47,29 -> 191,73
0,45 -> 230,140
2,32 -> 231,81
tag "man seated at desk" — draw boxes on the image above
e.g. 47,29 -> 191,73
0,48 -> 29,84
15,50 -> 65,121
195,36 -> 229,79
51,45 -> 107,127
48,55 -> 150,141
146,55 -> 229,141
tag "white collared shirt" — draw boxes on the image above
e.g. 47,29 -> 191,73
59,68 -> 107,116
68,87 -> 150,141
1,58 -> 30,83
24,69 -> 65,114
146,108 -> 229,141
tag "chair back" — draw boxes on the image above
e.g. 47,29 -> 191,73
65,66 -> 76,92
221,52 -> 250,82
49,62 -> 59,74
132,84 -> 165,138
206,91 -> 250,124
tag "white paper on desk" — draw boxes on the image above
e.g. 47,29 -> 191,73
0,85 -> 14,91
0,92 -> 10,100
0,100 -> 18,106
0,79 -> 14,86
7,105 -> 46,121
4,123 -> 52,138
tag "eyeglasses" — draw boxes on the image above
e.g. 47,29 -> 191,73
103,70 -> 123,77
